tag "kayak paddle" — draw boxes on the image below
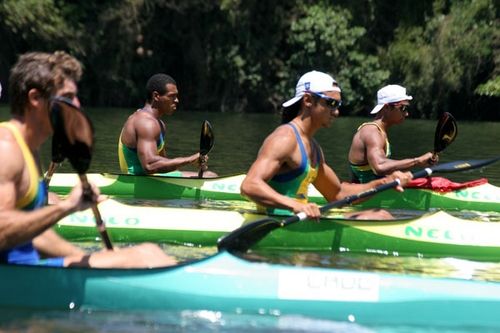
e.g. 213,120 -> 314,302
198,120 -> 214,178
43,112 -> 67,185
217,156 -> 500,253
432,112 -> 457,161
50,96 -> 113,250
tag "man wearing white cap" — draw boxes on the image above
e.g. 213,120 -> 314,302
348,84 -> 436,183
241,72 -> 412,220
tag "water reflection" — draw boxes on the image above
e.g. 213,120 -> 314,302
245,250 -> 500,282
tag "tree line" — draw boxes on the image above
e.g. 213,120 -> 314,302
0,0 -> 498,120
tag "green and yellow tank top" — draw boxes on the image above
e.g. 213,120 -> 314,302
0,122 -> 47,265
260,123 -> 321,216
349,122 -> 391,183
118,114 -> 166,175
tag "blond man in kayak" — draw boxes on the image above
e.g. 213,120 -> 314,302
0,51 -> 176,267
241,71 -> 412,220
118,73 -> 216,177
348,84 -> 437,183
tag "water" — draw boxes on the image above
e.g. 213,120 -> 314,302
1,106 -> 500,332
25,107 -> 500,184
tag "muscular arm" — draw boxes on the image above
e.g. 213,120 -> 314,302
0,140 -> 78,251
312,150 -> 343,201
362,127 -> 431,175
316,147 -> 411,202
0,200 -> 81,251
241,127 -> 307,212
135,118 -> 199,174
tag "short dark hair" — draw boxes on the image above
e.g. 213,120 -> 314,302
145,73 -> 176,102
9,51 -> 82,115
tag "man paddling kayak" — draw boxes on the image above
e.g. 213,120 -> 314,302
118,73 -> 217,177
241,71 -> 412,220
0,51 -> 176,268
348,84 -> 437,183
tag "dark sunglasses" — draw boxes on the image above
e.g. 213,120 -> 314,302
309,91 -> 342,110
390,103 -> 408,112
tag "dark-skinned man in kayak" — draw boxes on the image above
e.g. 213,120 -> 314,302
0,51 -> 176,267
348,84 -> 437,183
241,71 -> 412,220
118,73 -> 217,177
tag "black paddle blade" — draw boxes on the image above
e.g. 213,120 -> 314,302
412,157 -> 500,179
50,96 -> 94,174
199,120 -> 214,156
434,112 -> 457,153
217,217 -> 282,252
434,157 -> 500,173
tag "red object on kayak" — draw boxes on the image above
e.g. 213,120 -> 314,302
407,177 -> 488,192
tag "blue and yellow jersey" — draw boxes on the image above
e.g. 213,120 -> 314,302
118,114 -> 166,175
260,123 -> 321,216
0,122 -> 48,265
349,122 -> 391,183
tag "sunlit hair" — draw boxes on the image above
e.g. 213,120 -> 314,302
145,73 -> 176,102
9,51 -> 82,116
281,82 -> 340,124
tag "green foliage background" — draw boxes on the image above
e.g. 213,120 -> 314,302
0,0 -> 498,119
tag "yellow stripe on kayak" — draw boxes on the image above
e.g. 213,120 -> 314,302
57,198 -> 253,233
339,211 -> 500,247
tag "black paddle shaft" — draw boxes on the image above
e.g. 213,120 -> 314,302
50,97 -> 113,250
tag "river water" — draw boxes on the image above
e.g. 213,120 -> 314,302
1,106 -> 500,332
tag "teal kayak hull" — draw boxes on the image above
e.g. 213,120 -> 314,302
49,173 -> 500,212
2,251 -> 500,327
56,199 -> 500,261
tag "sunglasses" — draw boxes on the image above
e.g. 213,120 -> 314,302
309,91 -> 342,110
390,103 -> 408,112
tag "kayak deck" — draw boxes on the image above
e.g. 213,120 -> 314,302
55,199 -> 500,261
1,251 -> 500,328
49,172 -> 500,212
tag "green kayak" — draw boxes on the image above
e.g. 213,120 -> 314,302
55,198 -> 500,261
49,172 -> 500,212
2,251 -> 500,328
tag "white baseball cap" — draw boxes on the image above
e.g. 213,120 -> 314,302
370,84 -> 413,114
282,70 -> 341,108
0,82 -> 2,99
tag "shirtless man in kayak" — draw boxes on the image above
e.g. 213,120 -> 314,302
241,71 -> 412,220
0,51 -> 176,267
118,73 -> 216,177
348,84 -> 436,183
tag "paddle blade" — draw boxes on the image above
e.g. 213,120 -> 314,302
217,217 -> 282,252
433,157 -> 500,173
50,96 -> 95,174
434,112 -> 457,153
199,120 -> 214,156
412,156 -> 500,179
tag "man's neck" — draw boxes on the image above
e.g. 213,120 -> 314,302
373,117 -> 390,133
141,103 -> 161,118
291,117 -> 316,138
10,117 -> 44,151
